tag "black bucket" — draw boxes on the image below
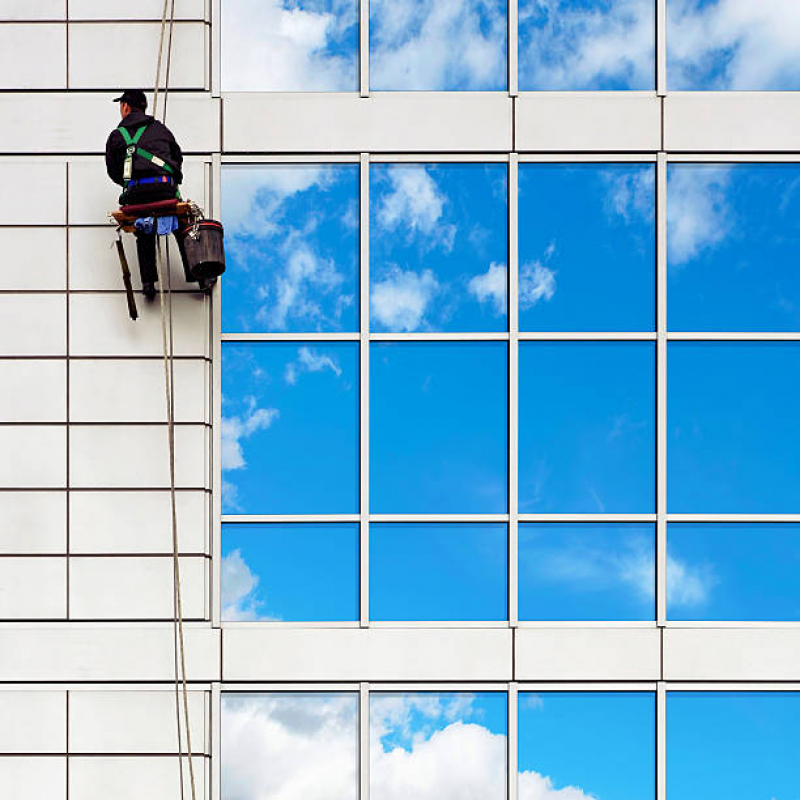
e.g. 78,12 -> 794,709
180,220 -> 226,280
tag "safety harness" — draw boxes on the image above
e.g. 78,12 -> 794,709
118,124 -> 175,189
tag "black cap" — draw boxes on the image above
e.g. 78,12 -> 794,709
112,89 -> 148,110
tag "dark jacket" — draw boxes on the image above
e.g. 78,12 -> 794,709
105,110 -> 184,186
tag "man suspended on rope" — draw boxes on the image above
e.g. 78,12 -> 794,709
106,89 -> 190,300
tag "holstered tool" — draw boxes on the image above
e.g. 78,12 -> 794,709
115,234 -> 139,321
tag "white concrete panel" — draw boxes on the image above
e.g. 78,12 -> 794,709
0,557 -> 66,619
0,162 -> 66,224
0,361 -> 66,422
70,690 -> 207,754
664,628 -> 800,681
0,692 -> 66,752
665,92 -> 800,152
70,756 -> 206,800
223,92 -> 513,152
69,22 -> 207,90
0,94 -> 219,154
0,24 -> 65,89
0,427 -> 66,488
0,0 -> 65,19
69,490 -> 207,554
0,757 -> 66,799
68,156 -> 207,225
69,0 -> 205,20
223,628 -> 513,681
515,628 -> 661,680
69,293 -> 208,357
0,492 -> 67,554
516,92 -> 662,152
0,228 -> 66,290
70,359 -> 208,423
69,556 -> 207,620
0,627 -> 220,681
70,425 -> 208,488
0,295 -> 66,356
70,227 -> 205,291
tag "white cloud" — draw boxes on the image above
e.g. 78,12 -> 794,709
667,166 -> 732,266
520,262 -> 556,309
667,554 -> 717,608
668,0 -> 800,89
376,166 -> 456,250
221,399 -> 279,471
519,0 -> 655,89
371,267 -> 440,331
222,0 -> 357,91
223,692 -> 596,800
284,346 -> 343,385
468,262 -> 507,314
221,549 -> 263,621
603,167 -> 655,223
370,0 -> 506,90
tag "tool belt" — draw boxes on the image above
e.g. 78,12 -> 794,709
117,124 -> 177,190
127,175 -> 175,187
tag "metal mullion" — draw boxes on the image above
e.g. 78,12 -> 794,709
656,151 -> 667,627
519,513 -> 657,522
667,153 -> 800,164
360,153 -> 370,629
371,513 -> 508,522
211,0 -> 221,97
220,155 -> 361,164
668,514 -> 800,522
518,153 -> 659,164
508,0 -> 518,97
369,154 -> 510,163
517,682 -> 659,691
657,683 -> 666,800
360,0 -> 369,97
508,153 -> 519,628
360,683 -> 370,800
656,0 -> 666,96
211,153 -> 222,628
370,332 -> 508,341
508,682 -> 518,800
668,332 -> 800,341
518,332 -> 656,341
221,333 -> 360,342
222,514 -> 360,523
211,683 -> 221,800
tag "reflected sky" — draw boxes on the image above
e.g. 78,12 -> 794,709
222,342 -> 359,514
221,523 -> 359,621
519,0 -> 655,90
668,343 -> 800,513
668,523 -> 800,621
222,692 -> 358,800
519,523 -> 655,621
519,163 -> 655,331
222,0 -> 358,90
370,163 -> 508,332
222,164 -> 359,333
370,0 -> 506,90
370,342 -> 507,513
668,1 -> 800,90
371,692 -> 506,800
519,692 -> 655,800
519,343 -> 655,513
370,523 -> 507,621
668,164 -> 800,332
668,692 -> 800,799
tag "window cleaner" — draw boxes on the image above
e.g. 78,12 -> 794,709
106,89 -> 225,318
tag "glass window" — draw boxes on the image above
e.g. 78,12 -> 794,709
519,163 -> 655,332
221,523 -> 359,621
668,343 -> 800,513
222,342 -> 359,514
222,164 -> 359,333
370,0 -> 507,90
668,2 -> 800,90
370,523 -> 507,621
519,342 -> 655,513
370,342 -> 507,513
519,692 -> 655,800
221,0 -> 359,91
370,163 -> 508,332
668,692 -> 800,799
519,523 -> 655,621
222,692 -> 358,799
668,164 -> 800,332
519,0 -> 655,90
668,523 -> 800,622
370,692 -> 506,799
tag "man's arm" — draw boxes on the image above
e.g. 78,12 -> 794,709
165,126 -> 184,184
105,130 -> 125,186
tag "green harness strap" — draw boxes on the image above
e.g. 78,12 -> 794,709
118,125 -> 175,189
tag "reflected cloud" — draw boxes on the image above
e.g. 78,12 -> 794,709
371,266 -> 440,331
221,549 -> 265,621
284,346 -> 343,385
603,167 -> 655,223
371,0 -> 506,90
221,398 -> 279,471
520,260 -> 557,309
468,262 -> 508,315
519,0 -> 654,89
222,0 -> 358,90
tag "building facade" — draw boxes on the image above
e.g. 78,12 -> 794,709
1,0 -> 800,797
